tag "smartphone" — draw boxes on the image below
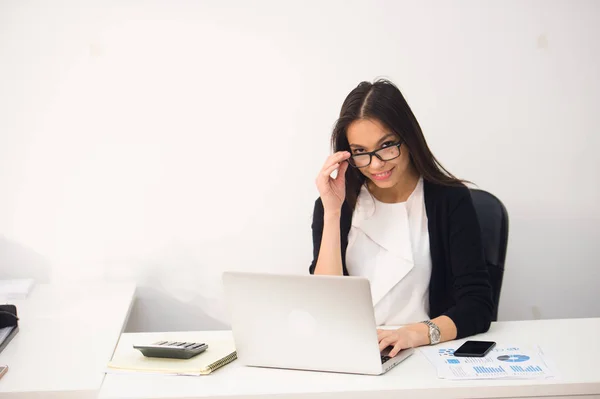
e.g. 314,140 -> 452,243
0,365 -> 8,379
453,341 -> 496,357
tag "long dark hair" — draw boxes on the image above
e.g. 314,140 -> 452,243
332,79 -> 465,210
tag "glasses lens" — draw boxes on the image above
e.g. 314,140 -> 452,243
377,144 -> 400,161
349,154 -> 371,168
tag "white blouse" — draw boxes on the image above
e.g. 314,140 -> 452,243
345,177 -> 432,326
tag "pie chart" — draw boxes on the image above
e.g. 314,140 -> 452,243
497,354 -> 530,362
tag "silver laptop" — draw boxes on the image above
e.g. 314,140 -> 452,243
222,272 -> 414,375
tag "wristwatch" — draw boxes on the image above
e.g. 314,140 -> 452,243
421,320 -> 441,345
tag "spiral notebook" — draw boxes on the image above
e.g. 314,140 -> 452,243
107,338 -> 237,376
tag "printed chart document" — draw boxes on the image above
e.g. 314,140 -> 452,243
420,344 -> 555,380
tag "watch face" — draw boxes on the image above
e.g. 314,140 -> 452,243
430,326 -> 441,343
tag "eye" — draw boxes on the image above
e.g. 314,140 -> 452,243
381,141 -> 397,148
352,148 -> 365,154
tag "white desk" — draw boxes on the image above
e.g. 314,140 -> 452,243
0,283 -> 136,399
99,318 -> 600,399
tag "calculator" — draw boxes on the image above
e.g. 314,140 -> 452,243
133,341 -> 208,359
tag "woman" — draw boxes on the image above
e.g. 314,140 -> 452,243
309,79 -> 493,358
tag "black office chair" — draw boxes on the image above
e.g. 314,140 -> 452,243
470,189 -> 509,322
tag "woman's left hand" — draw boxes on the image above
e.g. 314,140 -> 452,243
377,328 -> 425,357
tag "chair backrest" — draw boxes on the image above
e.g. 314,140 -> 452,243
469,189 -> 509,321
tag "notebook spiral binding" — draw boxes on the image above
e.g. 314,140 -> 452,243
200,351 -> 238,374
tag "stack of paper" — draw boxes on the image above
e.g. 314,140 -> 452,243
0,326 -> 18,354
0,279 -> 34,299
420,344 -> 555,380
0,326 -> 14,344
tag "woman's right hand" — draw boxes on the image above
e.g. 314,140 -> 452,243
315,151 -> 351,214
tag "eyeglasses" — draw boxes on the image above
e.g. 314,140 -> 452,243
347,142 -> 402,168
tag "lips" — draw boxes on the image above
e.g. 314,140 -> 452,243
371,167 -> 394,181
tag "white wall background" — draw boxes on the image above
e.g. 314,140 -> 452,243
1,0 -> 599,331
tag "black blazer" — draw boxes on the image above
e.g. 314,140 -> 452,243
309,180 -> 493,339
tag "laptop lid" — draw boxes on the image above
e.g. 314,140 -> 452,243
223,272 -> 405,375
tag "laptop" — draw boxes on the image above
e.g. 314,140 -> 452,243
222,271 -> 414,375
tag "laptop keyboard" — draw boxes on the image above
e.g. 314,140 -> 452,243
381,355 -> 392,363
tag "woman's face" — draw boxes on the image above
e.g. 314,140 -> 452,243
346,118 -> 411,190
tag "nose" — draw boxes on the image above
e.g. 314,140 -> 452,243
369,155 -> 386,171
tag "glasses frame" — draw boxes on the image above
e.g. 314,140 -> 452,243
347,141 -> 403,168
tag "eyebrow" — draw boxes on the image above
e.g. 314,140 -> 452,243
349,133 -> 397,149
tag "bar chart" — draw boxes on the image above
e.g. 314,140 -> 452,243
510,365 -> 544,373
473,366 -> 505,374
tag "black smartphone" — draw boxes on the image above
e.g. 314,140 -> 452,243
453,341 -> 496,357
